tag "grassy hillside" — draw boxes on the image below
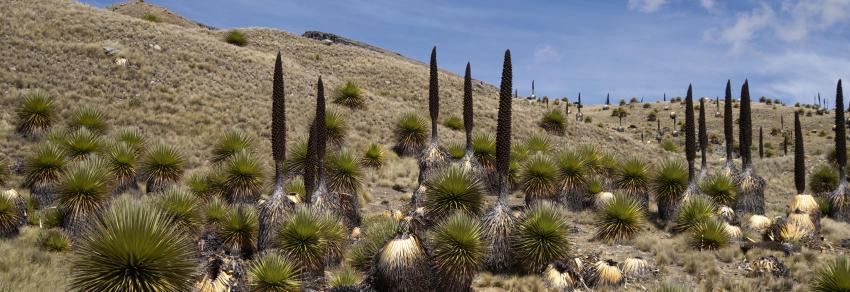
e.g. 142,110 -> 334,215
1,0 -> 849,291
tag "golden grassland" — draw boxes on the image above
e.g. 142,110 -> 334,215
1,0 -> 849,291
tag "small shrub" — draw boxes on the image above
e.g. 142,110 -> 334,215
446,142 -> 466,159
540,109 -> 565,134
700,174 -> 737,206
39,229 -> 71,252
688,219 -> 729,250
362,143 -> 385,168
526,134 -> 551,153
335,81 -> 365,108
675,197 -> 715,233
810,165 -> 839,194
141,13 -> 160,22
224,30 -> 247,46
444,116 -> 464,131
661,140 -> 678,152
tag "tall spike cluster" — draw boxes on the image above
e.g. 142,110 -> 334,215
794,112 -> 805,194
758,127 -> 764,159
699,98 -> 708,174
271,52 -> 287,191
495,50 -> 513,201
463,63 -> 474,153
685,85 -> 696,182
315,77 -> 327,187
429,47 -> 440,143
834,80 -> 846,177
723,80 -> 735,168
739,80 -> 752,168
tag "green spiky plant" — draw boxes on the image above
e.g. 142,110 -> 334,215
346,216 -> 397,273
526,134 -> 551,153
38,228 -> 71,252
578,144 -> 615,177
70,198 -> 196,291
698,98 -> 709,178
155,187 -> 201,232
447,142 -> 466,159
204,197 -> 228,225
186,171 -> 225,201
520,155 -> 559,206
812,165 -> 839,195
424,166 -> 484,222
326,150 -> 363,194
218,204 -> 259,258
444,116 -> 464,131
285,177 -> 306,198
328,266 -> 361,291
221,151 -> 264,204
540,109 -> 566,135
555,150 -> 588,210
25,144 -> 68,207
595,193 -> 645,242
275,207 -> 346,275
116,128 -> 147,154
0,158 -> 9,188
394,114 -> 428,156
472,133 -> 496,169
735,80 -> 766,214
512,201 -> 571,273
651,161 -> 689,221
67,107 -> 109,135
482,49 -> 517,274
674,196 -> 715,233
429,212 -> 486,291
372,230 -> 432,292
722,80 -> 737,175
283,140 -> 309,175
830,80 -> 850,221
247,253 -> 302,292
325,110 -> 348,146
57,157 -> 114,235
614,157 -> 649,208
335,81 -> 365,109
700,174 -> 738,207
105,142 -> 138,194
687,218 -> 729,250
140,145 -> 184,193
16,92 -> 55,137
211,130 -> 254,164
62,128 -> 103,159
0,190 -> 27,237
811,256 -> 850,292
362,143 -> 385,169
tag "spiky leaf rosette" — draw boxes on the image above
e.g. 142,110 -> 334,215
221,151 -> 264,204
428,47 -> 440,143
67,107 -> 108,135
248,253 -> 302,292
335,81 -> 365,109
429,212 -> 486,291
651,161 -> 688,221
463,62 -> 474,152
540,109 -> 566,135
38,228 -> 71,252
734,169 -> 766,215
155,187 -> 201,233
362,143 -> 385,169
186,171 -> 225,201
685,85 -> 696,181
116,128 -> 146,154
555,150 -> 588,210
140,145 -> 184,193
794,112 -> 805,194
699,98 -> 708,175
346,216 -> 396,273
372,233 -> 434,292
16,92 -> 55,137
674,196 -> 715,233
526,134 -> 551,153
578,145 -> 615,177
688,218 -> 729,250
325,110 -> 348,147
70,199 -> 197,291
204,197 -> 228,225
812,256 -> 850,292
614,157 -> 649,208
219,204 -> 259,258
25,143 -> 67,207
424,166 -> 484,222
105,142 -> 137,194
520,155 -> 559,206
394,113 -> 429,157
700,174 -> 738,207
326,150 -> 363,194
283,140 -> 309,176
481,202 -> 516,273
447,142 -> 465,160
57,157 -> 114,235
512,201 -> 571,273
275,207 -> 346,274
595,193 -> 645,242
472,133 -> 496,169
62,128 -> 103,159
723,81 -> 734,166
495,49 -> 513,202
211,130 -> 254,164
0,190 -> 27,237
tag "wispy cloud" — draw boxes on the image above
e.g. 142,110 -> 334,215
713,3 -> 775,54
533,46 -> 561,64
699,0 -> 716,10
628,0 -> 668,13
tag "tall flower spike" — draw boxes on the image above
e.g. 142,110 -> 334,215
739,80 -> 752,168
758,127 -> 764,159
724,80 -> 734,165
463,62 -> 474,153
835,79 -> 846,176
495,49 -> 513,202
271,52 -> 287,193
685,85 -> 696,181
429,47 -> 440,143
699,98 -> 708,173
794,112 -> 805,194
315,77 -> 327,186
304,113 -> 318,201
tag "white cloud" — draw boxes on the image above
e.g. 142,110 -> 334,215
756,51 -> 849,102
776,0 -> 850,42
715,3 -> 775,54
628,0 -> 667,13
699,0 -> 716,10
533,46 -> 562,64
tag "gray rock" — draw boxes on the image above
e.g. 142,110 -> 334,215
103,47 -> 120,56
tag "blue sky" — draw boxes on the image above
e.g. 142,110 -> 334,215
83,0 -> 849,104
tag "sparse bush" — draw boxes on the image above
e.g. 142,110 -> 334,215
810,165 -> 839,194
141,13 -> 160,22
16,92 -> 55,137
248,253 -> 302,291
595,193 -> 644,242
67,107 -> 108,135
211,130 -> 254,164
326,150 -> 363,194
424,166 -> 484,221
362,143 -> 385,168
444,116 -> 464,131
225,30 -> 247,46
584,117 -> 592,123
70,199 -> 196,291
335,81 -> 365,108
540,109 -> 565,134
661,140 -> 678,152
39,228 -> 70,252
512,202 -> 571,273
395,114 -> 428,155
